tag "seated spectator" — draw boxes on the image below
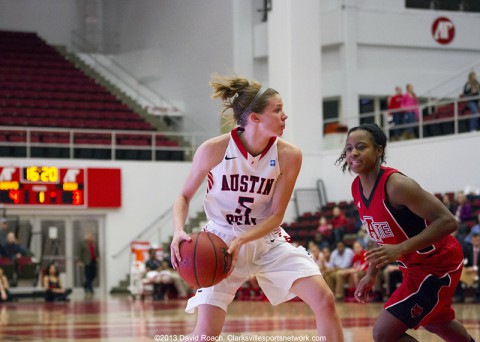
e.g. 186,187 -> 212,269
455,233 -> 480,303
145,248 -> 162,272
312,231 -> 330,250
316,216 -> 334,246
381,263 -> 402,301
160,257 -> 189,300
464,212 -> 480,245
324,241 -> 354,301
331,206 -> 347,244
317,216 -> 332,237
453,191 -> 473,243
143,248 -> 164,300
337,242 -> 368,301
307,241 -> 321,265
1,232 -> 27,261
0,267 -> 10,302
143,250 -> 189,300
318,246 -> 334,277
43,263 -> 72,302
355,225 -> 370,249
0,218 -> 9,248
441,194 -> 454,214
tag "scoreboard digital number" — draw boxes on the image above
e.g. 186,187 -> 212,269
0,166 -> 85,206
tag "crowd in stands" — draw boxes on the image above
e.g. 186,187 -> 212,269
149,188 -> 479,304
236,188 -> 480,304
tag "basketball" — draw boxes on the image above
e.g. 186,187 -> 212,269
177,231 -> 232,288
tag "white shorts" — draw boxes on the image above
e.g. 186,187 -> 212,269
185,222 -> 321,313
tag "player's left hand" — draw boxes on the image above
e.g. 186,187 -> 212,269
365,244 -> 402,269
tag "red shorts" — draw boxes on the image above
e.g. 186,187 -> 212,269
384,237 -> 463,329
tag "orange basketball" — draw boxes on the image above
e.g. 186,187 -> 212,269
177,231 -> 232,288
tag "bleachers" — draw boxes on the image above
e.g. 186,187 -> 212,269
0,30 -> 184,161
422,100 -> 471,137
283,200 -> 359,248
286,191 -> 480,250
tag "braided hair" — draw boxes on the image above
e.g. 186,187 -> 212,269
335,123 -> 388,173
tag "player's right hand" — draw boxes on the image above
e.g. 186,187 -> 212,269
170,230 -> 191,269
354,274 -> 375,303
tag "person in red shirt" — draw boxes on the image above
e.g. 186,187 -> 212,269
388,86 -> 404,139
331,206 -> 347,244
79,232 -> 99,295
335,123 -> 474,342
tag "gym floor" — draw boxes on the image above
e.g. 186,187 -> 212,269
0,295 -> 478,341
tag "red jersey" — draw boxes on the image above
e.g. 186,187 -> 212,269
388,94 -> 402,112
352,167 -> 464,328
352,250 -> 368,271
351,166 -> 461,270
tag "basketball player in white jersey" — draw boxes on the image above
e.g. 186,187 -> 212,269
170,75 -> 343,341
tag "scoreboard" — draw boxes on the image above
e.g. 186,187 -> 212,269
0,166 -> 121,208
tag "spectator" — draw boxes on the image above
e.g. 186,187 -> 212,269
307,241 -> 323,268
401,83 -> 419,139
159,257 -> 189,300
318,246 -> 334,276
331,206 -> 347,244
455,233 -> 480,303
338,241 -> 368,301
316,216 -> 333,246
383,264 -> 403,299
442,194 -> 455,214
463,71 -> 480,132
453,191 -> 473,224
324,241 -> 354,301
1,232 -> 26,261
0,267 -> 10,302
145,248 -> 162,272
388,86 -> 404,140
0,218 -> 8,248
464,212 -> 480,245
43,263 -> 72,302
453,191 -> 473,244
143,248 -> 164,300
143,249 -> 189,301
79,232 -> 99,295
355,225 -> 370,249
312,231 -> 330,250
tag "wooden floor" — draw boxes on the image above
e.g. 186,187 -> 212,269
0,294 -> 478,341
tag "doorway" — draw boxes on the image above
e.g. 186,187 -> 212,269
14,215 -> 104,293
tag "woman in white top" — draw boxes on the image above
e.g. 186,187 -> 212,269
170,74 -> 343,341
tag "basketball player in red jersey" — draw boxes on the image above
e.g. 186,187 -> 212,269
170,75 -> 343,341
336,123 -> 474,342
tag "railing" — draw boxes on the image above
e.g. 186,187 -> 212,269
0,126 -> 213,161
324,95 -> 480,142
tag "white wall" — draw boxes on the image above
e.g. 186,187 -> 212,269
101,0 -> 236,135
0,0 -> 81,48
300,133 -> 480,204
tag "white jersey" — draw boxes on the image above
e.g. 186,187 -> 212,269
204,128 -> 281,229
